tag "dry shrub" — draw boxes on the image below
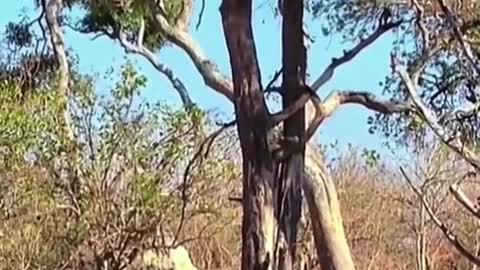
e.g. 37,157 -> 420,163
2,120 -> 480,270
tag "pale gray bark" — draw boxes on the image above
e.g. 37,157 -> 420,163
45,0 -> 74,140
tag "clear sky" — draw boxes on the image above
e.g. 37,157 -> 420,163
1,0 -> 400,156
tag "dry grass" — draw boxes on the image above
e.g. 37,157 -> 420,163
1,144 -> 480,269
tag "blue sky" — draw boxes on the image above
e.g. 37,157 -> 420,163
1,0 -> 400,156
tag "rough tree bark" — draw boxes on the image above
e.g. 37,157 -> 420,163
276,0 -> 307,269
220,1 -> 276,269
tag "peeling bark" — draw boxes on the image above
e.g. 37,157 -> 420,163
220,1 -> 276,269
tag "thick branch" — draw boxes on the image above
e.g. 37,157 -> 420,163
147,0 -> 234,101
304,143 -> 355,270
117,28 -> 194,107
45,0 -> 68,96
45,0 -> 74,139
396,66 -> 480,171
400,167 -> 480,266
269,19 -> 403,128
311,20 -> 403,91
322,90 -> 414,116
273,89 -> 414,138
305,90 -> 414,136
271,90 -> 413,160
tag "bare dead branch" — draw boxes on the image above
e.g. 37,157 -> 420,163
400,167 -> 480,266
272,88 -> 414,134
117,29 -> 194,107
273,83 -> 415,132
304,89 -> 414,143
450,184 -> 480,219
311,19 -> 403,91
268,19 -> 403,129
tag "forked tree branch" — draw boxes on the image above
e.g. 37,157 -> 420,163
138,0 -> 409,160
117,25 -> 194,108
147,0 -> 234,101
147,0 -> 402,132
320,90 -> 414,116
214,89 -> 415,158
269,19 -> 403,129
400,167 -> 480,266
311,20 -> 403,91
271,89 -> 415,159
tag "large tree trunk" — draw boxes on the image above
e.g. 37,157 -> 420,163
276,0 -> 307,269
220,1 -> 276,270
303,133 -> 356,270
280,1 -> 356,268
220,1 -> 355,270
